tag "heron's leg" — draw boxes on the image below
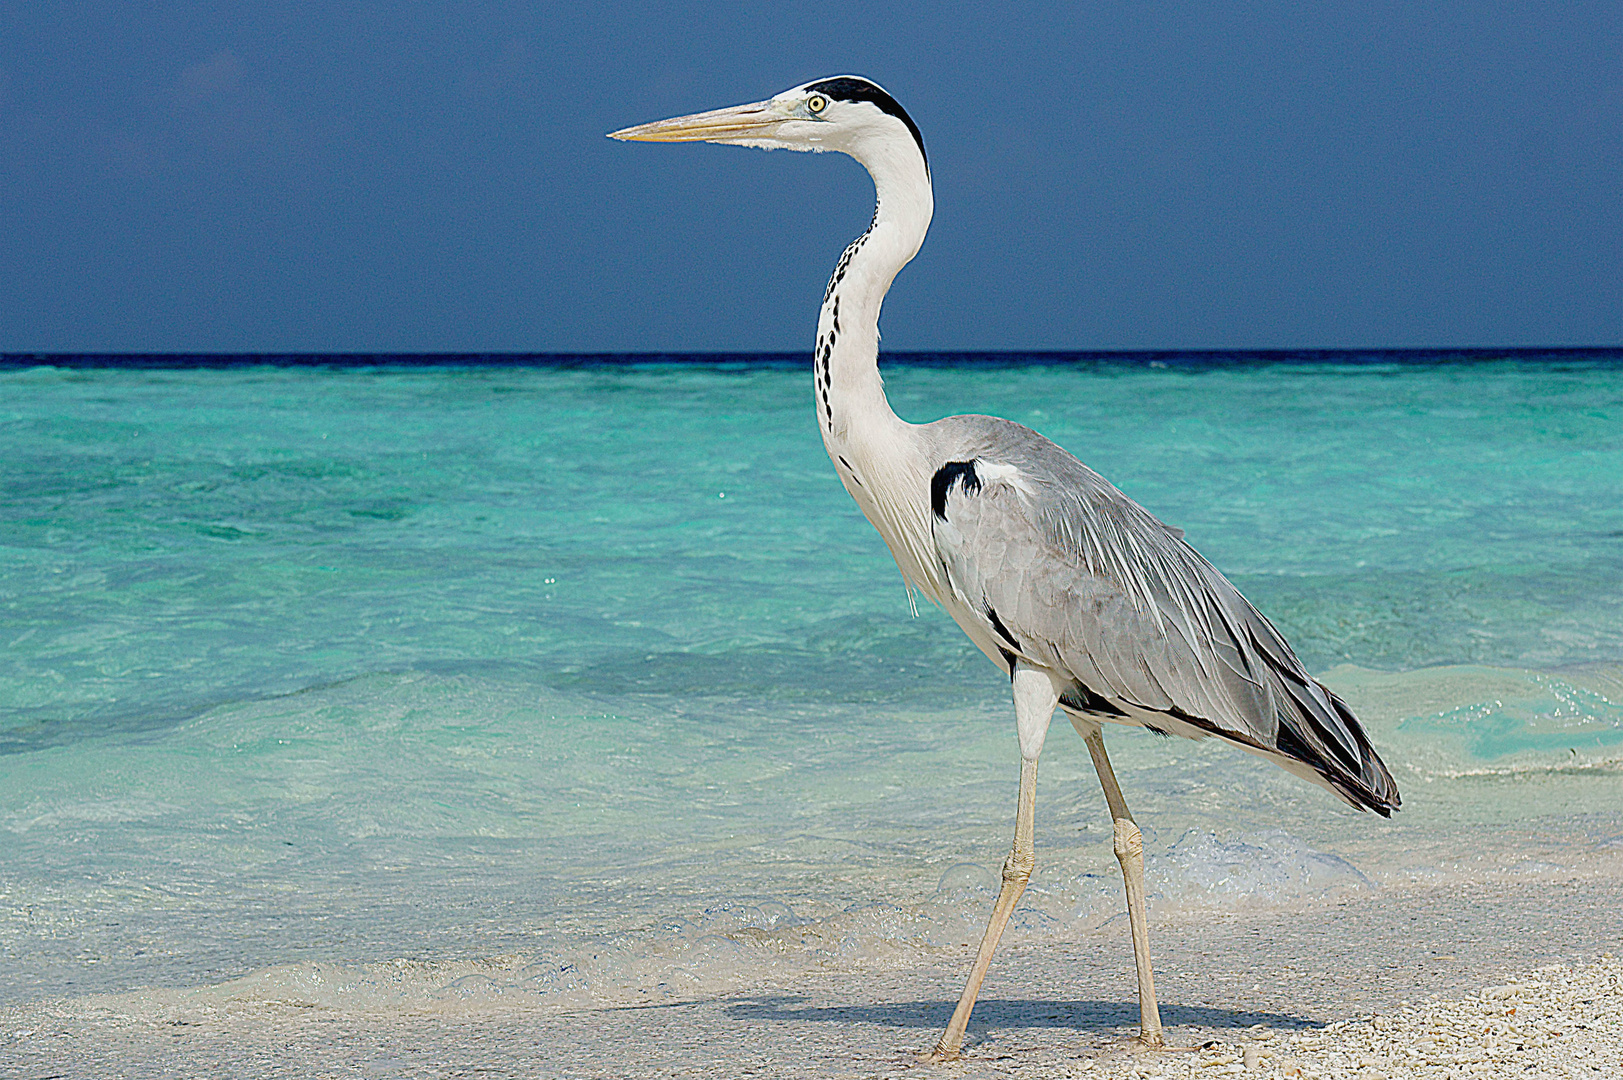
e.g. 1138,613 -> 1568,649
926,664 -> 1056,1062
1078,723 -> 1164,1047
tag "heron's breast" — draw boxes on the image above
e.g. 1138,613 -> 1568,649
823,430 -> 947,604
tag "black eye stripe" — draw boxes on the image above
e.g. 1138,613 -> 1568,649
804,77 -> 927,168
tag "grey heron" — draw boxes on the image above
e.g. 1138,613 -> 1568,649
611,76 -> 1400,1060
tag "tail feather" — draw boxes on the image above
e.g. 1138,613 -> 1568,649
1273,664 -> 1401,815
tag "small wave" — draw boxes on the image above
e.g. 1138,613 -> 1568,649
1411,758 -> 1623,780
1322,664 -> 1623,781
1147,829 -> 1374,910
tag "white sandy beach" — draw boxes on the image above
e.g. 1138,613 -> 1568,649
4,865 -> 1619,1079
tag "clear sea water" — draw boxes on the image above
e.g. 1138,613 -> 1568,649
2,355 -> 1621,1012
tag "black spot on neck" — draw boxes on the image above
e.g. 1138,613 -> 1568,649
930,460 -> 980,520
805,76 -> 927,170
837,455 -> 862,486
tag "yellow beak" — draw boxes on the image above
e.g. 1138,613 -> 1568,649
608,99 -> 787,143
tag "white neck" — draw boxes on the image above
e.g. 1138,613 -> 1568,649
813,136 -> 940,599
812,138 -> 932,444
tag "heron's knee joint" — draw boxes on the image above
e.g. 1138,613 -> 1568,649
1002,851 -> 1034,884
1112,819 -> 1143,862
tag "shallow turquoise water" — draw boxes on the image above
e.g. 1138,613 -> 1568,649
2,359 -> 1621,1005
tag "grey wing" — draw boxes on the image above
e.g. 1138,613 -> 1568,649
928,421 -> 1400,815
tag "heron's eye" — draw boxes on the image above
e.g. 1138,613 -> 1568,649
807,95 -> 827,114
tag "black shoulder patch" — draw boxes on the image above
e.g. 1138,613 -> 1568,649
930,460 -> 980,520
805,76 -> 927,169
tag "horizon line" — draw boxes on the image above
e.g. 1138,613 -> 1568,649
4,346 -> 1622,370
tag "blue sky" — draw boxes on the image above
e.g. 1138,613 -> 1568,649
1,2 -> 1618,352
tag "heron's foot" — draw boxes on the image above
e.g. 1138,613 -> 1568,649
917,1045 -> 963,1064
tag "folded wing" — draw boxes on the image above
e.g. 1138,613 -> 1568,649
928,418 -> 1400,815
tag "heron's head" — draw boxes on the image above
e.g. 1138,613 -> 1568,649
610,76 -> 928,180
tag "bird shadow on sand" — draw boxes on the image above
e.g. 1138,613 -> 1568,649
722,996 -> 1319,1034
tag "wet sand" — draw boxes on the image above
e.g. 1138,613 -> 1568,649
5,868 -> 1619,1079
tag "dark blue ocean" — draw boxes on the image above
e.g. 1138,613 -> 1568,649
2,352 -> 1621,1010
